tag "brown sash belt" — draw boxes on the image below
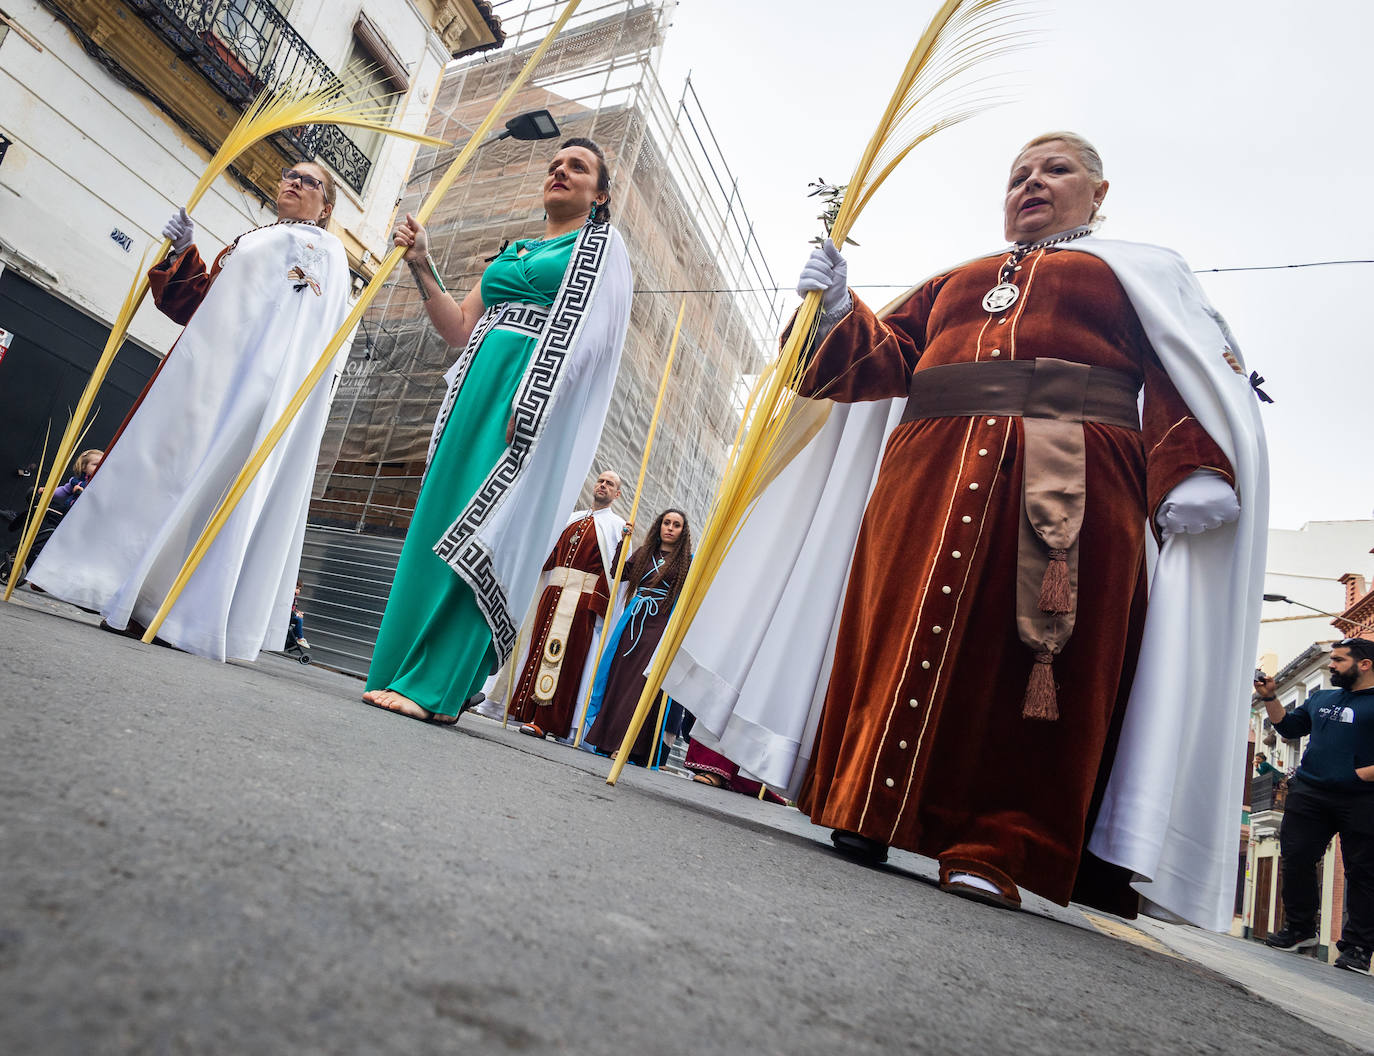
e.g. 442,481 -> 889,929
901,359 -> 1141,721
901,359 -> 1140,429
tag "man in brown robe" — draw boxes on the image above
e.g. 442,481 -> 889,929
510,471 -> 625,739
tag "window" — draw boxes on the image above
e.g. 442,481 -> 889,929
343,14 -> 409,165
215,0 -> 295,82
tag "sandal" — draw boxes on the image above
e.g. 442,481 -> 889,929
363,689 -> 456,726
938,858 -> 1022,911
692,772 -> 728,788
518,722 -> 547,739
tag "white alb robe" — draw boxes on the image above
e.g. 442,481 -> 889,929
30,223 -> 350,661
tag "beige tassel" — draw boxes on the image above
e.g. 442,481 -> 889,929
1023,651 -> 1059,720
1037,547 -> 1071,614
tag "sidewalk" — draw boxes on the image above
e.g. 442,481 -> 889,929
1128,915 -> 1374,1051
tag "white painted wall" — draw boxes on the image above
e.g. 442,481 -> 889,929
1259,519 -> 1374,670
0,0 -> 448,350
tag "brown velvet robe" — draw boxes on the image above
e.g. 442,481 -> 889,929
508,514 -> 612,738
796,248 -> 1234,910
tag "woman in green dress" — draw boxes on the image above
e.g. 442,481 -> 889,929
363,138 -> 633,724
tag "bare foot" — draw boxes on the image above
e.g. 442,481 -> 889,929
374,689 -> 430,720
365,689 -> 458,726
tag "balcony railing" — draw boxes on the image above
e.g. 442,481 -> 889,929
1250,774 -> 1287,814
126,0 -> 373,193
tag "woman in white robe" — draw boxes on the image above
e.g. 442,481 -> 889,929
31,162 -> 350,662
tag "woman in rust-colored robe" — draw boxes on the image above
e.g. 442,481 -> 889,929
793,133 -> 1238,912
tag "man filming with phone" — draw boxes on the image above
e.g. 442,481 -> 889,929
1255,637 -> 1374,974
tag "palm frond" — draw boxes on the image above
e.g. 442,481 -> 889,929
2,78 -> 450,603
605,0 -> 1038,785
833,0 -> 1036,241
187,78 -> 448,212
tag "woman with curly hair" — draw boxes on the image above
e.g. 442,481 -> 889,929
583,508 -> 691,764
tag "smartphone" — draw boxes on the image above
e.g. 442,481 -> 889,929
1254,668 -> 1266,681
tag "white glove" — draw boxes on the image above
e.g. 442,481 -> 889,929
1155,470 -> 1240,538
162,207 -> 194,255
796,238 -> 851,315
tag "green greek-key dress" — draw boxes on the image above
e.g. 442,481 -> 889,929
366,231 -> 578,716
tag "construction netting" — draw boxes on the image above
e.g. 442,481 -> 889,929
309,0 -> 785,546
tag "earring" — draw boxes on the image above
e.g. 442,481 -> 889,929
588,203 -> 598,222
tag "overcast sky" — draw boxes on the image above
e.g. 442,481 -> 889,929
653,0 -> 1371,532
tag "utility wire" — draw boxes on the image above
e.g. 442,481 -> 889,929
630,258 -> 1374,296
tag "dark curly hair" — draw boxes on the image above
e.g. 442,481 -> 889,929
560,137 -> 612,223
624,508 -> 691,606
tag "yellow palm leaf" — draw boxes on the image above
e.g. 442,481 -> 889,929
605,0 -> 1036,785
3,81 -> 449,602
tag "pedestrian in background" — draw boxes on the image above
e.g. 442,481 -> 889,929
50,449 -> 103,511
1258,638 -> 1374,974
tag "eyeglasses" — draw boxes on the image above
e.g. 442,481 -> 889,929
281,168 -> 325,191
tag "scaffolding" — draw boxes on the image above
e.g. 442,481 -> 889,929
309,0 -> 784,545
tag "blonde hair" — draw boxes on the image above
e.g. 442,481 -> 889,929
74,448 -> 103,475
1015,131 -> 1107,224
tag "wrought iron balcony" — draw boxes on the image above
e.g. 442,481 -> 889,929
126,0 -> 373,194
1250,774 -> 1287,814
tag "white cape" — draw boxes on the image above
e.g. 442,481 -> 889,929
31,223 -> 349,661
662,236 -> 1268,931
431,222 -> 632,667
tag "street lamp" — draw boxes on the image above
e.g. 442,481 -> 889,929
495,109 -> 560,142
404,109 -> 562,188
1262,593 -> 1364,630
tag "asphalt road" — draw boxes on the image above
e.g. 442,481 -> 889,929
1,593 -> 1363,1055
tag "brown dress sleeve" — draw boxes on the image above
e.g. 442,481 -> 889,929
795,276 -> 947,402
147,246 -> 215,326
1141,349 -> 1236,536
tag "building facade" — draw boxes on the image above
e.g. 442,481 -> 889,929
0,0 -> 502,514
